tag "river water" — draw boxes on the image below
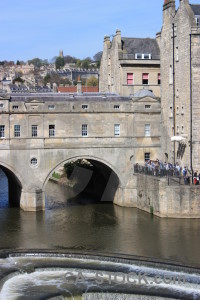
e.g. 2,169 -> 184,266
0,168 -> 200,267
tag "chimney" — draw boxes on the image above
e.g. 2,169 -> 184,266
163,0 -> 175,12
77,76 -> 82,94
156,32 -> 161,48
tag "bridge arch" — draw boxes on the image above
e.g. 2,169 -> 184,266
43,155 -> 123,203
0,161 -> 24,207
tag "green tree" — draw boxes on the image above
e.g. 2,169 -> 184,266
86,76 -> 98,86
13,77 -> 24,84
16,60 -> 20,65
93,51 -> 102,62
28,58 -> 43,68
64,55 -> 77,64
43,74 -> 51,86
76,59 -> 82,68
55,57 -> 64,69
60,78 -> 72,85
81,60 -> 89,69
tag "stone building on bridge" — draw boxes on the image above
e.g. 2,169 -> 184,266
99,29 -> 161,97
0,92 -> 161,211
160,0 -> 200,171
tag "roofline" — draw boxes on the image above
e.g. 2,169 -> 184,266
121,37 -> 157,40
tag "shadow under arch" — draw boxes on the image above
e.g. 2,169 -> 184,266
43,155 -> 122,204
0,162 -> 23,207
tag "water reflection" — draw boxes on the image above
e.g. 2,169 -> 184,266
0,171 -> 200,267
0,169 -> 8,208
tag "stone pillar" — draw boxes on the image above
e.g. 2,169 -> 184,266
20,189 -> 45,211
77,80 -> 82,94
113,185 -> 138,208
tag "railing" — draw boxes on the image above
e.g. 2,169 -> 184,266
134,164 -> 184,185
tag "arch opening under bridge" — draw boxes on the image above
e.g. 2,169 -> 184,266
44,156 -> 121,207
0,162 -> 23,208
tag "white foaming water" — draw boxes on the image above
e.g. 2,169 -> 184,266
1,255 -> 199,299
1,266 -> 200,299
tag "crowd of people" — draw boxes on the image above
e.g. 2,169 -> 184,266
135,159 -> 200,185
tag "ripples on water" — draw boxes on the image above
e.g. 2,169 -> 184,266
0,170 -> 200,267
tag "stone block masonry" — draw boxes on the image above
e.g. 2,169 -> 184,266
114,174 -> 200,218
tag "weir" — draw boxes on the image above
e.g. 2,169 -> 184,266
0,252 -> 200,299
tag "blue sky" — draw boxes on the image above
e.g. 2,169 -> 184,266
0,0 -> 199,62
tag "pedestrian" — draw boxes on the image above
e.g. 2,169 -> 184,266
182,166 -> 188,185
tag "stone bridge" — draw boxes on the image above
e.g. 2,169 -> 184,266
2,93 -> 162,211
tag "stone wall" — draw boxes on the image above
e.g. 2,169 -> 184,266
160,0 -> 200,170
191,27 -> 200,171
115,173 -> 200,219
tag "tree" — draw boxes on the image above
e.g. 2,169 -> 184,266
76,59 -> 82,68
60,78 -> 72,85
28,58 -> 43,68
13,77 -> 24,84
86,76 -> 98,87
43,74 -> 51,86
43,73 -> 72,86
64,55 -> 77,64
55,57 -> 64,69
16,60 -> 20,65
81,59 -> 89,69
27,58 -> 48,67
93,51 -> 102,62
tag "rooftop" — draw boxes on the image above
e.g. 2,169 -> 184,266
0,93 -> 131,103
191,4 -> 200,16
121,37 -> 160,60
133,89 -> 156,98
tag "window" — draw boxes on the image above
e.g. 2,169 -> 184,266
30,158 -> 38,166
114,124 -> 120,136
135,53 -> 151,59
135,53 -> 142,59
195,17 -> 199,27
0,104 -> 3,108
145,124 -> 150,136
14,125 -> 20,137
158,73 -> 161,85
143,54 -> 151,59
82,104 -> 88,109
176,106 -> 179,115
49,125 -> 55,137
145,152 -> 150,162
181,105 -> 184,115
32,125 -> 38,137
48,105 -> 55,110
145,105 -> 151,109
142,73 -> 149,85
127,73 -> 133,85
82,124 -> 88,136
12,105 -> 19,110
170,106 -> 173,118
181,126 -> 184,133
0,125 -> 5,138
114,105 -> 120,109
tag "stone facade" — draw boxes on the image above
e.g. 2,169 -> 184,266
100,30 -> 161,97
160,0 -> 200,171
0,93 -> 161,211
116,173 -> 200,218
